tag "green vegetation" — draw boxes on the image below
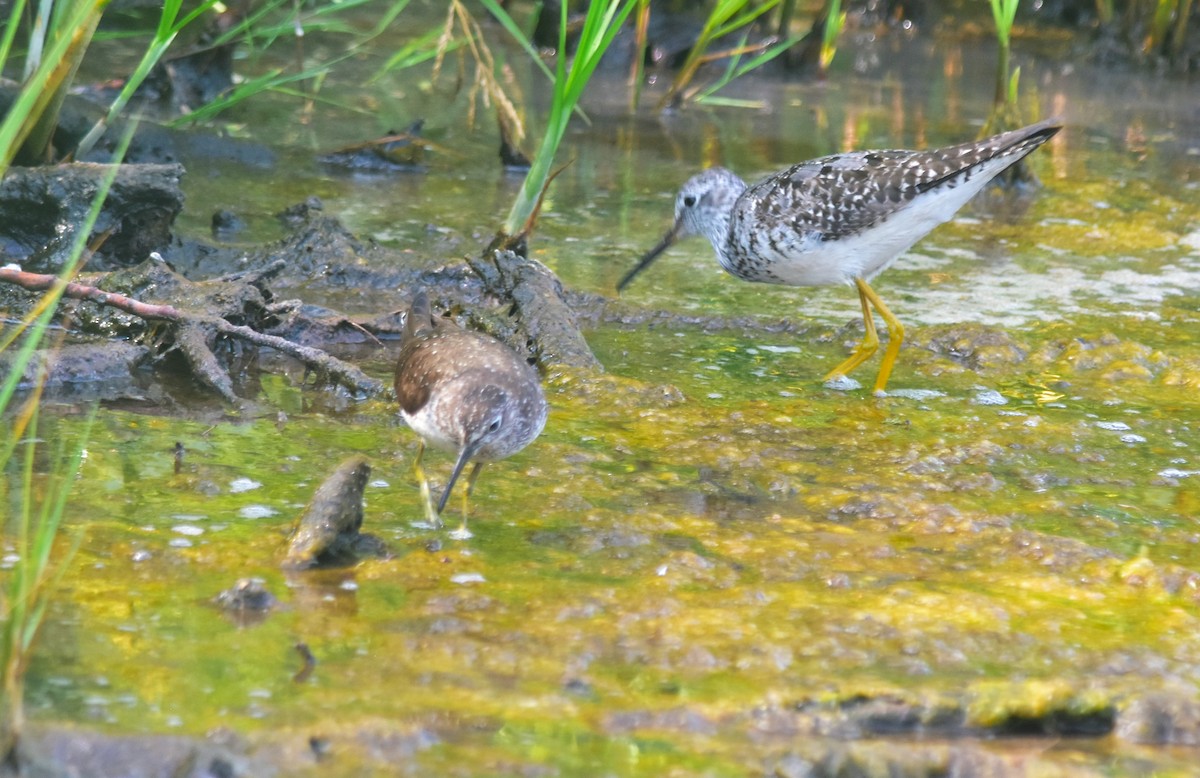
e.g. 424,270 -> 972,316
491,0 -> 637,240
989,0 -> 1021,116
658,0 -> 786,108
818,0 -> 846,76
0,0 -> 105,166
0,0 -> 143,757
74,0 -> 220,157
1107,0 -> 1197,66
0,118 -> 133,756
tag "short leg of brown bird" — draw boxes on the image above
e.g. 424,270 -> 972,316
449,462 -> 485,540
412,441 -> 442,528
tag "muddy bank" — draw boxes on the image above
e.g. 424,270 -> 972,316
9,685 -> 1200,777
2,195 -> 602,404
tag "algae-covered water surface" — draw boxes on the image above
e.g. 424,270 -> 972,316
7,5 -> 1200,775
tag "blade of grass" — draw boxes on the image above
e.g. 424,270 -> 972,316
0,0 -> 32,75
75,0 -> 223,159
374,26 -> 453,77
696,32 -> 800,102
24,0 -> 55,80
659,0 -> 783,108
476,0 -> 558,89
819,0 -> 846,73
0,113 -> 126,764
628,0 -> 650,110
989,0 -> 1020,106
164,68 -> 298,125
476,0 -> 592,126
2,396 -> 93,749
1170,0 -> 1192,63
13,0 -> 107,165
0,0 -> 108,169
502,0 -> 637,238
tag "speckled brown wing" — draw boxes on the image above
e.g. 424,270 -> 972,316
396,290 -> 442,415
395,335 -> 446,416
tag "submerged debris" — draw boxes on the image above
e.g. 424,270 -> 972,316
318,120 -> 433,171
213,578 -> 279,627
0,256 -> 383,403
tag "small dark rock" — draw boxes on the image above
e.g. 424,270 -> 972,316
213,578 -> 278,627
309,736 -> 332,761
276,196 -> 324,228
214,578 -> 277,612
211,209 -> 245,240
563,678 -> 596,700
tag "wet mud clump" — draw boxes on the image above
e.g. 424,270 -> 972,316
284,455 -> 388,569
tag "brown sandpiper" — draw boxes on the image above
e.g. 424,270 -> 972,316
618,119 -> 1062,396
394,290 -> 548,539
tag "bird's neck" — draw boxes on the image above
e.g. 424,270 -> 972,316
701,182 -> 746,270
701,210 -> 733,258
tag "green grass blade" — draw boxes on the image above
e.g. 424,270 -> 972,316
0,0 -> 31,76
75,0 -> 224,159
164,68 -> 294,125
502,0 -> 636,237
0,0 -> 108,169
374,26 -> 450,77
697,33 -> 800,102
711,0 -> 782,39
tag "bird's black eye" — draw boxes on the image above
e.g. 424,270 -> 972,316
682,195 -> 697,207
488,419 -> 501,432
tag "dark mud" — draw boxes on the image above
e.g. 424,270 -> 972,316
284,455 -> 388,569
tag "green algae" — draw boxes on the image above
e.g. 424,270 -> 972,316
15,307 -> 1200,772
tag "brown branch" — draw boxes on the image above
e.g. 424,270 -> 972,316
0,266 -> 384,399
0,266 -> 182,320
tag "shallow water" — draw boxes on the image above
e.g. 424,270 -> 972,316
8,5 -> 1200,775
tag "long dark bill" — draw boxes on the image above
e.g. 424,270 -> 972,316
438,440 -> 482,513
616,222 -> 681,293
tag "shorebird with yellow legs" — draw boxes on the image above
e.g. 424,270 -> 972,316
619,120 -> 1061,396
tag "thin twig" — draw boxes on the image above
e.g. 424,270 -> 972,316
0,266 -> 383,398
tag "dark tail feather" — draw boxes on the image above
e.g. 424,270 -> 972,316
404,290 -> 433,342
917,119 -> 1062,195
998,119 -> 1062,159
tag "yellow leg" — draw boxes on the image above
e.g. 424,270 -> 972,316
857,278 -> 905,396
412,441 -> 442,528
823,278 -> 880,383
450,462 -> 485,540
821,277 -> 904,396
